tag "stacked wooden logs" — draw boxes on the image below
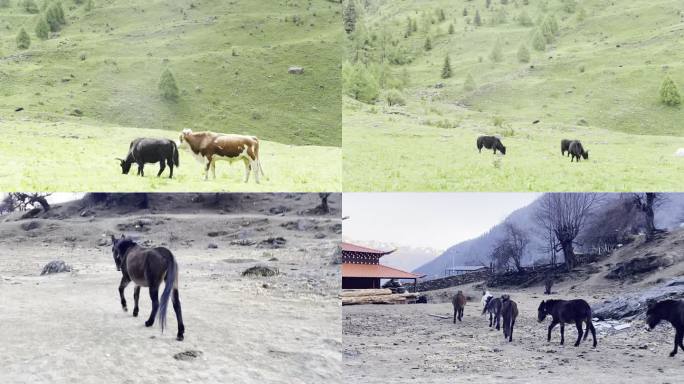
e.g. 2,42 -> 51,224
341,289 -> 419,305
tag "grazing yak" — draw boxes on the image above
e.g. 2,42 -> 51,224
560,139 -> 575,156
477,136 -> 506,155
117,138 -> 179,178
179,128 -> 264,183
568,140 -> 589,162
646,299 -> 684,357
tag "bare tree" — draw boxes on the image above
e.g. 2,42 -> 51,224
631,193 -> 666,242
503,222 -> 529,272
489,223 -> 529,273
535,193 -> 599,271
8,193 -> 52,212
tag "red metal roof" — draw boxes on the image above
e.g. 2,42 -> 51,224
341,242 -> 395,255
342,263 -> 424,279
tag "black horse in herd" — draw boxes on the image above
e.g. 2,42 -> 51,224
111,235 -> 185,341
117,138 -> 179,178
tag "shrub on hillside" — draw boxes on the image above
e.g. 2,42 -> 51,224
21,0 -> 38,13
659,76 -> 681,106
16,28 -> 30,49
517,44 -> 530,63
474,10 -> 482,26
343,63 -> 379,104
85,0 -> 93,11
159,68 -> 179,101
532,29 -> 546,51
424,35 -> 432,51
385,89 -> 406,106
437,9 -> 445,22
518,10 -> 533,26
561,0 -> 577,13
448,23 -> 454,34
441,54 -> 452,79
35,17 -> 49,39
489,39 -> 503,63
46,2 -> 66,31
343,0 -> 356,34
463,73 -> 476,91
0,0 -> 10,8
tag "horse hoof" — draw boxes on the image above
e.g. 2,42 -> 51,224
133,310 -> 138,317
122,307 -> 128,312
669,352 -> 676,357
177,335 -> 184,341
145,320 -> 153,327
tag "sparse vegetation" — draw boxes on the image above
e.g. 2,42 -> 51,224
659,76 -> 681,106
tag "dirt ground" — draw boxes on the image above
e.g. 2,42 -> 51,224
343,283 -> 682,384
0,194 -> 341,384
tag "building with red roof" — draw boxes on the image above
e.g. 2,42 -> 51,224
341,242 -> 424,289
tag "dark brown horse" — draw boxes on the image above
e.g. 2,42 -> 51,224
111,235 -> 185,341
501,295 -> 518,342
452,291 -> 466,323
646,299 -> 684,357
538,299 -> 596,347
482,296 -> 502,330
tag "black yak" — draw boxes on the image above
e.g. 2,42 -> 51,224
117,138 -> 179,178
477,136 -> 506,155
568,140 -> 589,162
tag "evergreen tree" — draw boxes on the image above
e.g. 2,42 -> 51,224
85,0 -> 93,12
441,54 -> 452,79
448,23 -> 455,34
464,73 -> 476,91
16,28 -> 31,49
541,18 -> 555,43
517,44 -> 530,63
343,0 -> 356,34
346,64 -> 379,103
532,29 -> 546,51
463,8 -> 468,17
474,10 -> 482,26
424,35 -> 432,51
660,76 -> 681,106
486,0 -> 491,9
159,68 -> 179,101
405,17 -> 412,37
411,19 -> 417,32
438,9 -> 446,22
35,17 -> 49,40
489,39 -> 503,63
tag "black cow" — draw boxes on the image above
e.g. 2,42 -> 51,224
568,140 -> 589,162
477,136 -> 506,155
117,138 -> 179,178
560,139 -> 575,156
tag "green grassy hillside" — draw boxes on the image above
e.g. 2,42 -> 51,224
342,0 -> 684,191
0,118 -> 341,191
0,0 -> 341,146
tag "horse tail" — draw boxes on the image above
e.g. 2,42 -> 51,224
583,306 -> 593,340
172,141 -> 180,167
158,249 -> 177,333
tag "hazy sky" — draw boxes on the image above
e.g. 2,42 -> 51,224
342,193 -> 542,250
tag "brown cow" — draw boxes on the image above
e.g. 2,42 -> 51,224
178,128 -> 264,183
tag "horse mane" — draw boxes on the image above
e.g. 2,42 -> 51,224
116,238 -> 138,254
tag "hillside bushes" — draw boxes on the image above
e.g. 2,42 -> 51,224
16,27 -> 30,49
660,76 -> 681,106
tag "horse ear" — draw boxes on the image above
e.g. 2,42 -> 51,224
120,234 -> 125,239
110,235 -> 116,243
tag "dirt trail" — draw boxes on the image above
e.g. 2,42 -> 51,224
0,203 -> 341,384
343,286 -> 682,384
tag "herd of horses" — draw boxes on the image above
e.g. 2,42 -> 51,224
452,290 -> 684,357
477,136 -> 589,162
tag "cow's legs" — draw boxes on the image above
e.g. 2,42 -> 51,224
211,159 -> 217,179
167,158 -> 174,179
243,158 -> 251,183
157,160 -> 166,177
137,163 -> 145,177
204,156 -> 212,181
252,160 -> 260,184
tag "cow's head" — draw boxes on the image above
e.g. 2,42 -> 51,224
582,150 -> 589,160
179,128 -> 193,149
116,157 -> 132,174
